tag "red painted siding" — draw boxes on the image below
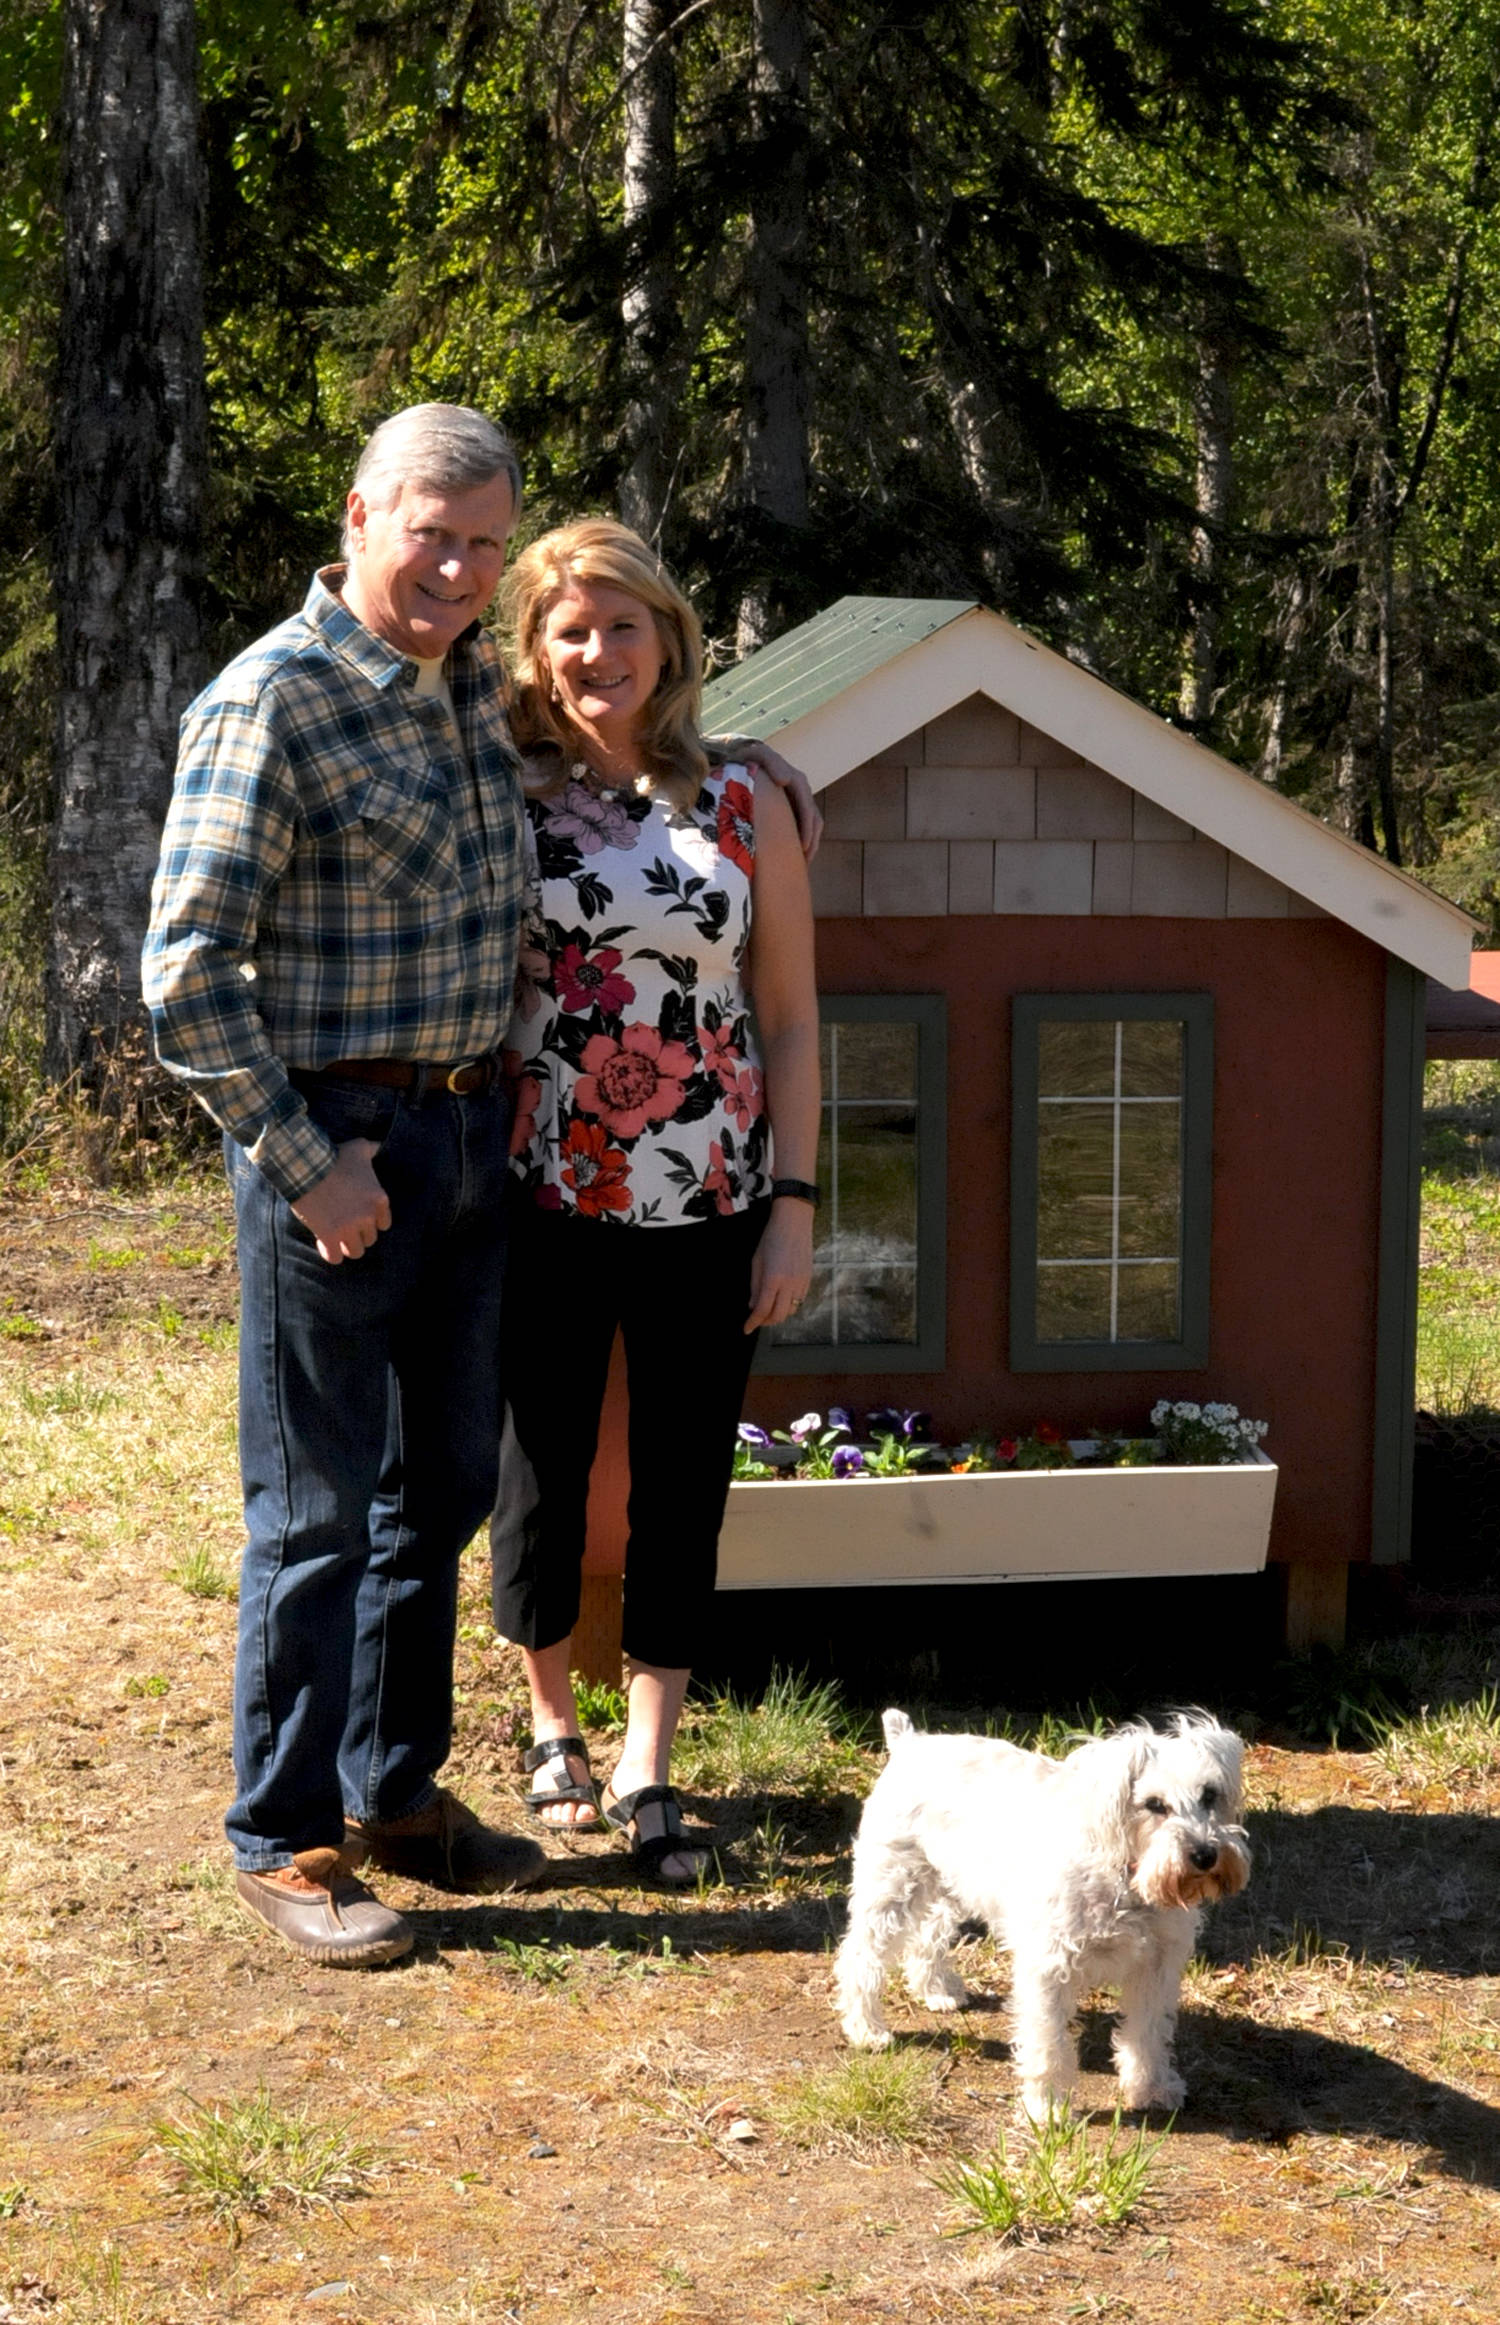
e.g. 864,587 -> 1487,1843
583,914 -> 1388,1578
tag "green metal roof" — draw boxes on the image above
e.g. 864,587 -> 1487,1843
700,595 -> 977,736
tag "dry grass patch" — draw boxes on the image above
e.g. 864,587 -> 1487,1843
772,2048 -> 945,2154
152,2087 -> 380,2241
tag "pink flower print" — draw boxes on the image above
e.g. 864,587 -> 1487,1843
722,1063 -> 764,1132
502,1048 -> 543,1158
698,1019 -> 743,1093
703,1139 -> 737,1216
555,943 -> 635,1016
575,1023 -> 695,1139
545,780 -> 640,856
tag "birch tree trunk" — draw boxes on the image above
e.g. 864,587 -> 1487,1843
48,0 -> 207,1084
735,0 -> 811,656
1178,333 -> 1235,736
618,0 -> 682,544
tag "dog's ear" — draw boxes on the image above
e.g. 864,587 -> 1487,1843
881,1708 -> 914,1754
1067,1730 -> 1146,1864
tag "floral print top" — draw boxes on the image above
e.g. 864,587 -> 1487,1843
505,762 -> 773,1225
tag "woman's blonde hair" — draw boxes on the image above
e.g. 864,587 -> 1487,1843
502,518 -> 709,809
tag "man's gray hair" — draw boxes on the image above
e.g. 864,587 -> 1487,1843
341,403 -> 523,554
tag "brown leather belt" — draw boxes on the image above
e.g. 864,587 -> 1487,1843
299,1053 -> 504,1097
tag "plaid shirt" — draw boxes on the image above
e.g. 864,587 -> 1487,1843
143,571 -> 525,1201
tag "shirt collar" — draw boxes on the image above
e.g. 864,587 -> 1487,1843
305,567 -> 488,691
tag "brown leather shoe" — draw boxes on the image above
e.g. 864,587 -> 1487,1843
348,1787 -> 547,1895
236,1845 -> 414,1965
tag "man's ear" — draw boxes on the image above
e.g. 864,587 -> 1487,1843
345,489 -> 367,552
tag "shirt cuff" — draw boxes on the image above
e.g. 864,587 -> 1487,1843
246,1107 -> 340,1204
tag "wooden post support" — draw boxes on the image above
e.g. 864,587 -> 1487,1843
573,1572 -> 624,1690
1283,1562 -> 1348,1654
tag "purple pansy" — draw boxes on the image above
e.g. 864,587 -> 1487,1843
788,1411 -> 823,1442
737,1423 -> 772,1446
831,1445 -> 865,1477
827,1406 -> 854,1435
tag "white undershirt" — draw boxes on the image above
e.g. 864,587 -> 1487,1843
412,654 -> 461,747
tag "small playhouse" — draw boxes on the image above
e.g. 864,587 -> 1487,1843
569,597 -> 1475,1678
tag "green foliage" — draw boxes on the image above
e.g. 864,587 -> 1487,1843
675,1666 -> 853,1795
571,1674 -> 628,1733
935,2103 -> 1170,2239
168,1544 -> 237,1602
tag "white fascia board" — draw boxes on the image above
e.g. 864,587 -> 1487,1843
778,606 -> 1475,985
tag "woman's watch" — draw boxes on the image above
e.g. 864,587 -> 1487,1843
770,1178 -> 820,1207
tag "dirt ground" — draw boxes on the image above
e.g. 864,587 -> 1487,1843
2,1187 -> 1499,2324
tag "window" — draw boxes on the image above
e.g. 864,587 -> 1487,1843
757,994 -> 946,1374
1011,994 -> 1212,1371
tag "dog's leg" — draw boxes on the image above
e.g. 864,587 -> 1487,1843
1112,1916 -> 1196,2111
1008,1948 -> 1081,2116
901,1890 -> 967,2014
835,1837 -> 928,2049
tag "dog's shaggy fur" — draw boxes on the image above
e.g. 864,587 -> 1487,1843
835,1710 -> 1251,2114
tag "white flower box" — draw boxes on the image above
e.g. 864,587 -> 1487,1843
716,1444 -> 1277,1591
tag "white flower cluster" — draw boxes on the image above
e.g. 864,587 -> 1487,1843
1151,1399 -> 1268,1448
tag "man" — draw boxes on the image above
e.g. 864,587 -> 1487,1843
144,405 -> 546,1963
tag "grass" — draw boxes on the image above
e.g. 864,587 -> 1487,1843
492,1936 -> 575,1984
571,1674 -> 628,1731
675,1665 -> 857,1795
934,2103 -> 1170,2240
1370,1688 -> 1500,1788
152,2088 -> 379,2240
166,1541 -> 236,1600
773,2049 -> 943,2153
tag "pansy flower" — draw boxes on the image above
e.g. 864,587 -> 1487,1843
832,1445 -> 864,1478
575,1024 -> 695,1139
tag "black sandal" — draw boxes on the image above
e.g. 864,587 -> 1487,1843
600,1782 -> 711,1890
522,1735 -> 599,1826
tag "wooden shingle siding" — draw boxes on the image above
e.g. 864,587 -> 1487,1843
811,694 -> 1324,922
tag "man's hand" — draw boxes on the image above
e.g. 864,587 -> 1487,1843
290,1139 -> 392,1265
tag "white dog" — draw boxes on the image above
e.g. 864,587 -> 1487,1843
834,1710 -> 1250,2114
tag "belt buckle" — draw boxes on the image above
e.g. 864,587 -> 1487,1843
446,1058 -> 480,1094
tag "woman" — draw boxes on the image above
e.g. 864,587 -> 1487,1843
493,519 -> 821,1886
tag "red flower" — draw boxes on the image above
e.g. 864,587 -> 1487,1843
703,1139 -> 737,1217
997,1437 -> 1019,1463
698,1019 -> 743,1092
722,1062 -> 764,1132
560,1119 -> 632,1216
554,942 -> 635,1016
575,1023 -> 695,1138
1034,1420 -> 1064,1444
717,777 -> 756,877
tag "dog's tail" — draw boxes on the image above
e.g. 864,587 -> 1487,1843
881,1708 -> 915,1755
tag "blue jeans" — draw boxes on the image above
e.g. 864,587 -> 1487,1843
225,1075 -> 512,1871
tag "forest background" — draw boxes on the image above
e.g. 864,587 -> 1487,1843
3,0 -> 1500,1156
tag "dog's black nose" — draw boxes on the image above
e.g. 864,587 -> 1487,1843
1189,1843 -> 1219,1872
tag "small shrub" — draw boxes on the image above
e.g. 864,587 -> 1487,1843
492,1937 -> 574,1984
0,2181 -> 28,2217
153,2087 -> 378,2239
935,2102 -> 1169,2239
774,2049 -> 942,2153
168,1543 -> 236,1601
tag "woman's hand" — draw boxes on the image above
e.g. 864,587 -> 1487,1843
709,734 -> 823,860
746,1197 -> 816,1332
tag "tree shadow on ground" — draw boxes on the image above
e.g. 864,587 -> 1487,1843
1210,1803 -> 1500,1978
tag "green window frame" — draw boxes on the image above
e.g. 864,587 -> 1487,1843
1010,993 -> 1213,1372
757,993 -> 947,1375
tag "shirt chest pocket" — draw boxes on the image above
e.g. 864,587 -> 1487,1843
357,766 -> 461,900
